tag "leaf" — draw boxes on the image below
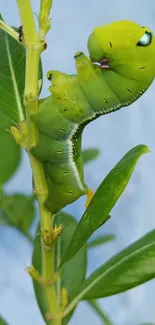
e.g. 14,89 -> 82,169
32,212 -> 87,325
82,148 -> 100,164
0,16 -> 25,123
0,316 -> 8,325
88,300 -> 112,325
0,193 -> 35,235
87,234 -> 115,249
0,110 -> 21,184
80,229 -> 155,300
63,230 -> 155,317
60,145 -> 149,267
0,16 -> 43,123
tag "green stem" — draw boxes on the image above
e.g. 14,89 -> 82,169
16,0 -> 38,43
88,300 -> 113,325
0,19 -> 19,41
16,1 -> 61,324
39,0 -> 53,39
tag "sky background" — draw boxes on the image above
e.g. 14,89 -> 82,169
0,0 -> 155,324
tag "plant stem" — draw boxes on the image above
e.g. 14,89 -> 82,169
39,0 -> 53,40
0,19 -> 19,41
16,0 -> 61,324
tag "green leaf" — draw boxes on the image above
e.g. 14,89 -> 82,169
0,17 -> 25,123
0,316 -> 8,325
0,193 -> 35,235
80,229 -> 155,300
63,230 -> 155,317
87,234 -> 115,249
88,300 -> 112,325
60,145 -> 149,267
32,212 -> 87,325
0,110 -> 21,184
0,17 -> 43,123
82,148 -> 100,164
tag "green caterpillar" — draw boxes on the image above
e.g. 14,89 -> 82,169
31,20 -> 155,213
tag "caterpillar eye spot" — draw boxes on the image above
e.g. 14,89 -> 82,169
104,99 -> 108,104
109,42 -> 112,48
140,66 -> 146,70
127,88 -> 131,92
136,31 -> 152,46
64,108 -> 67,112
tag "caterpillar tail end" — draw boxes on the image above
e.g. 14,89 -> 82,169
85,188 -> 94,209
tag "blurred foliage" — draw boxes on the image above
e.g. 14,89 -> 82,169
0,111 -> 21,185
82,148 -> 100,164
0,316 -> 8,325
87,234 -> 115,249
88,300 -> 112,325
0,192 -> 35,238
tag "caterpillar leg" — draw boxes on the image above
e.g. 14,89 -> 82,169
85,188 -> 94,209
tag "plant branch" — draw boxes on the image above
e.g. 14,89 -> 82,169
16,1 -> 61,324
39,0 -> 53,40
16,0 -> 38,43
0,19 -> 19,41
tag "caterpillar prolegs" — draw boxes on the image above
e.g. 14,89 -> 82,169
31,20 -> 155,213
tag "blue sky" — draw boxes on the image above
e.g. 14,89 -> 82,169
0,0 -> 155,324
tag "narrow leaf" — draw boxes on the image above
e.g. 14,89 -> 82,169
0,110 -> 21,184
32,212 -> 87,325
87,234 -> 115,249
0,17 -> 25,123
81,229 -> 155,300
63,230 -> 155,316
82,148 -> 100,164
0,16 -> 43,123
60,145 -> 149,267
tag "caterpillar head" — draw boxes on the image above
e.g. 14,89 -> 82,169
88,20 -> 155,87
